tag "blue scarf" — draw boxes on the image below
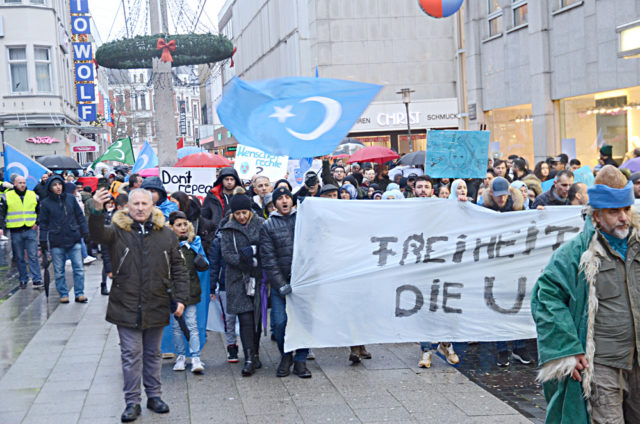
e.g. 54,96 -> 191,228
588,181 -> 634,209
601,231 -> 629,259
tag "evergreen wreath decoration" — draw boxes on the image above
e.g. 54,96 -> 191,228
95,33 -> 234,69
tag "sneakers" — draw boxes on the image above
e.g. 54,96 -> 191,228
437,343 -> 460,365
512,348 -> 534,365
418,350 -> 432,368
60,296 -> 70,304
32,281 -> 44,290
497,350 -> 510,367
83,255 -> 97,265
173,355 -> 186,371
191,357 -> 204,373
75,295 -> 88,303
227,344 -> 239,363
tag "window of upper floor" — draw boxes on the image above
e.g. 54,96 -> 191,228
7,45 -> 53,94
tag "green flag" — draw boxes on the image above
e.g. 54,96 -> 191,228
91,137 -> 135,167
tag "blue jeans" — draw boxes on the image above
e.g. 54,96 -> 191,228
496,339 -> 526,353
80,238 -> 88,259
10,228 -> 41,283
51,243 -> 85,298
270,287 -> 308,361
172,305 -> 200,357
420,342 -> 438,351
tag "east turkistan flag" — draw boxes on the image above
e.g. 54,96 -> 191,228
91,137 -> 135,167
3,144 -> 50,190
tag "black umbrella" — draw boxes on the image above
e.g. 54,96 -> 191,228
41,247 -> 51,297
398,150 -> 426,167
167,288 -> 190,341
38,155 -> 82,170
331,138 -> 365,156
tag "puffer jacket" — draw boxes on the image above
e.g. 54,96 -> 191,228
89,207 -> 188,329
259,211 -> 296,292
220,215 -> 265,315
39,174 -> 88,248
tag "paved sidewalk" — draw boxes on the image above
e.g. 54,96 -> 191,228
0,263 -> 533,424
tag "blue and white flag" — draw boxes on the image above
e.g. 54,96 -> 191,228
130,141 -> 158,174
217,77 -> 381,158
3,144 -> 49,190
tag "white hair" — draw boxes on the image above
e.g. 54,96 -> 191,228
128,188 -> 153,203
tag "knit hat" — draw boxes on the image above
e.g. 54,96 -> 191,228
600,145 -> 613,157
272,186 -> 292,204
491,177 -> 510,197
230,195 -> 252,212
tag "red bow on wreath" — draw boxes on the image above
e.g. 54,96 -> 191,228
230,46 -> 237,68
156,38 -> 176,63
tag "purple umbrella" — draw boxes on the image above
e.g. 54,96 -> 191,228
620,157 -> 640,173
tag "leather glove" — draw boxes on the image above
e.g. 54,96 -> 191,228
278,284 -> 292,297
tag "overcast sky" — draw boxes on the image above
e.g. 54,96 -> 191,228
88,0 -> 226,43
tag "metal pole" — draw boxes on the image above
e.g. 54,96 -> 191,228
405,102 -> 412,153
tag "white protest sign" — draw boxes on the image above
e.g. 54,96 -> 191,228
234,144 -> 288,183
160,167 -> 217,203
284,199 -> 584,351
287,158 -> 322,190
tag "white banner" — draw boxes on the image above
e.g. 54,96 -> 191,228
284,198 -> 584,351
160,167 -> 217,203
234,144 -> 288,182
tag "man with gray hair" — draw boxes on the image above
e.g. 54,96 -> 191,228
90,187 -> 188,422
532,165 -> 640,423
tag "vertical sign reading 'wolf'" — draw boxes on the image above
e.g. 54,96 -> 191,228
425,130 -> 490,179
70,0 -> 96,122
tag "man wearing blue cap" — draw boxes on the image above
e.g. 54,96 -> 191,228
532,165 -> 640,423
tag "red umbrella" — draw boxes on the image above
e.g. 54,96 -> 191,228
347,146 -> 399,164
174,152 -> 232,168
331,154 -> 351,159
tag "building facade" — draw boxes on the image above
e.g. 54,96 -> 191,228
214,0 -> 461,155
464,0 -> 640,166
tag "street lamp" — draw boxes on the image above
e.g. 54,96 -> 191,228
397,88 -> 415,153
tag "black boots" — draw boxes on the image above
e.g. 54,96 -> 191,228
242,349 -> 255,377
293,360 -> 312,378
277,354 -> 293,377
146,397 -> 170,413
120,404 -> 141,422
101,282 -> 109,296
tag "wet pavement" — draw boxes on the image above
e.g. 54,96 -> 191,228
0,253 -> 546,423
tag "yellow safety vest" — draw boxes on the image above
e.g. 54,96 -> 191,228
5,190 -> 37,228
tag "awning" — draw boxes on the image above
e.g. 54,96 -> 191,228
72,135 -> 99,152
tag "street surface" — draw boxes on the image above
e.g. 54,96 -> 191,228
0,260 -> 538,423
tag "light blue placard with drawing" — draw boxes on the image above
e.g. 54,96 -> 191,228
541,178 -> 555,192
425,130 -> 490,178
573,165 -> 594,186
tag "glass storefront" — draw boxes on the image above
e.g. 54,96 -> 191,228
560,86 -> 640,166
485,104 -> 534,164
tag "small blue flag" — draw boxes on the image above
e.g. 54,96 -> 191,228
217,77 -> 381,158
130,141 -> 158,174
3,144 -> 49,190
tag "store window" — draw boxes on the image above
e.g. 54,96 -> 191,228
487,0 -> 503,37
560,87 -> 640,166
8,47 -> 28,92
512,0 -> 528,27
34,46 -> 52,92
485,104 -> 534,165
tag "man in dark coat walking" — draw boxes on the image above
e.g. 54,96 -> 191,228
90,188 -> 188,422
39,174 -> 89,303
200,168 -> 242,251
259,186 -> 311,379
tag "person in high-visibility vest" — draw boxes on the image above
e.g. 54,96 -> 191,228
0,175 -> 42,289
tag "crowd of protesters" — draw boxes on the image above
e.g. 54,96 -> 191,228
1,141 -> 638,423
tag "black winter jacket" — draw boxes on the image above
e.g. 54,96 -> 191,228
89,208 -> 188,329
531,186 -> 570,209
259,211 -> 296,292
200,168 -> 241,250
39,175 -> 88,248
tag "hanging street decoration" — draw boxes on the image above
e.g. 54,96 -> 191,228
418,0 -> 464,18
95,33 -> 234,69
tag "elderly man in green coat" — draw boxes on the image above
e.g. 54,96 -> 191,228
532,165 -> 640,424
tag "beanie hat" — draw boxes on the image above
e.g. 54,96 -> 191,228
272,186 -> 292,204
64,182 -> 77,194
491,177 -> 510,197
600,145 -> 613,157
169,210 -> 188,225
230,195 -> 252,212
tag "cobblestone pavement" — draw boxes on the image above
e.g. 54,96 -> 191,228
0,260 -> 537,423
